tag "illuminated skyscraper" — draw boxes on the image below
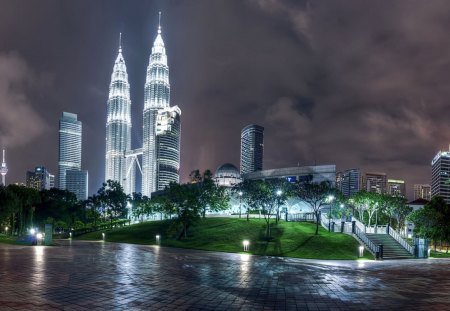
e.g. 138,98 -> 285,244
59,112 -> 81,189
142,13 -> 181,196
413,184 -> 431,200
27,166 -> 53,190
105,34 -> 133,194
431,149 -> 450,203
363,172 -> 387,194
240,124 -> 264,175
387,179 -> 406,197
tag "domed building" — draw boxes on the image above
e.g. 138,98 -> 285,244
214,163 -> 242,187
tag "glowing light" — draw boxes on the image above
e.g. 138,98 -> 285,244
156,235 -> 160,244
102,233 -> 105,240
36,233 -> 43,240
359,245 -> 364,257
243,240 -> 250,251
276,189 -> 282,196
30,228 -> 36,235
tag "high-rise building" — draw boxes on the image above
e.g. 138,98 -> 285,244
240,124 -> 264,175
363,172 -> 387,194
413,184 -> 431,200
431,149 -> 450,203
1,149 -> 7,186
340,169 -> 361,197
155,106 -> 181,191
105,34 -> 133,194
336,171 -> 343,192
142,14 -> 181,196
58,112 -> 82,189
26,166 -> 53,190
66,170 -> 88,201
387,179 -> 406,197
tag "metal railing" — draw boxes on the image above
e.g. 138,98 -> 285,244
389,226 -> 415,255
288,213 -> 316,222
352,217 -> 366,232
354,225 -> 380,257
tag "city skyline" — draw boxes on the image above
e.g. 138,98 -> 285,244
1,1 -> 449,198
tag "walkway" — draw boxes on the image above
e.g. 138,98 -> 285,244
0,240 -> 449,310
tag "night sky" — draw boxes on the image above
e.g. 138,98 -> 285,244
1,0 -> 450,198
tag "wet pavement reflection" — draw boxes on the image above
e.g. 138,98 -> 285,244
0,240 -> 449,310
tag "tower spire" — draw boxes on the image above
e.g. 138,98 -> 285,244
119,32 -> 122,52
1,149 -> 8,186
158,12 -> 161,34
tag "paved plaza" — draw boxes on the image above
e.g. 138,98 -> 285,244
0,240 -> 449,310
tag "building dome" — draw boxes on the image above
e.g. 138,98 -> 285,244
214,163 -> 242,187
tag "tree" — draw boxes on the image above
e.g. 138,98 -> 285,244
391,196 -> 412,232
350,191 -> 382,226
408,196 -> 450,251
7,185 -> 40,236
190,169 -> 229,218
294,181 -> 334,235
234,179 -> 290,239
35,188 -> 78,229
97,180 -> 129,228
161,182 -> 200,239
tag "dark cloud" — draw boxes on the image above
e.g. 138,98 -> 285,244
1,0 -> 449,198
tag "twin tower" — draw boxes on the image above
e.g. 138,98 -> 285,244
105,14 -> 181,196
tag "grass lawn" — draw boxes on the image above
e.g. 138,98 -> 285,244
430,250 -> 450,258
0,235 -> 31,245
77,218 -> 373,260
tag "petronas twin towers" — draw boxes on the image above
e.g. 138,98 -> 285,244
105,14 -> 181,196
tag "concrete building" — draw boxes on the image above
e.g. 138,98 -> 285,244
66,170 -> 88,201
363,172 -> 387,194
214,163 -> 242,187
240,124 -> 264,175
243,165 -> 336,185
413,184 -> 431,200
388,179 -> 406,197
431,149 -> 450,203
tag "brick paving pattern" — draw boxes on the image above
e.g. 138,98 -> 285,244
0,240 -> 449,310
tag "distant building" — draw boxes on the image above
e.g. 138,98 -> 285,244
58,112 -> 82,190
363,172 -> 387,194
66,170 -> 88,201
413,184 -> 431,200
26,166 -> 53,190
240,124 -> 264,175
431,149 -> 450,203
214,163 -> 242,187
243,165 -> 336,185
388,179 -> 406,197
339,169 -> 361,197
49,174 -> 55,189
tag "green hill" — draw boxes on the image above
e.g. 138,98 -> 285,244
77,217 -> 372,260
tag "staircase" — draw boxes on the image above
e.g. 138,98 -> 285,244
366,234 -> 414,259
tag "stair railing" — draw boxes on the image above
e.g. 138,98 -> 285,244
388,226 -> 415,256
352,216 -> 366,233
353,225 -> 380,258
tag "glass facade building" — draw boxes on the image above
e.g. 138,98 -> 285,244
387,179 -> 406,197
240,124 -> 264,175
341,169 -> 361,197
105,36 -> 133,194
27,166 -> 53,190
142,18 -> 181,196
413,184 -> 431,200
66,170 -> 88,200
58,112 -> 82,189
363,172 -> 387,194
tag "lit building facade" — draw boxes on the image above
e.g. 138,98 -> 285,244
387,179 -> 406,197
142,17 -> 181,196
240,124 -> 264,175
155,106 -> 181,191
431,150 -> 450,203
363,172 -> 387,194
58,112 -> 81,189
105,35 -> 133,194
338,168 -> 361,197
243,165 -> 336,185
26,166 -> 53,191
413,184 -> 431,200
214,163 -> 242,187
66,170 -> 88,200
1,149 -> 7,186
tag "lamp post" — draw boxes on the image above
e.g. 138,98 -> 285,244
375,202 -> 379,233
327,195 -> 335,232
238,191 -> 243,219
276,189 -> 282,223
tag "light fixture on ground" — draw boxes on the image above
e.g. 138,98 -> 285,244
36,233 -> 43,245
69,232 -> 72,239
5,226 -> 8,234
359,245 -> 364,257
102,233 -> 105,241
238,191 -> 243,218
156,234 -> 160,244
243,240 -> 250,251
276,189 -> 282,222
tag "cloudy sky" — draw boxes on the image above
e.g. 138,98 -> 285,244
1,0 -> 450,198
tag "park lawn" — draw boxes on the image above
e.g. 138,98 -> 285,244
0,235 -> 32,245
430,250 -> 450,258
77,218 -> 373,260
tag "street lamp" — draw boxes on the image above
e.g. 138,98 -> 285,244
276,189 -> 282,222
238,191 -> 243,219
327,195 -> 335,231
